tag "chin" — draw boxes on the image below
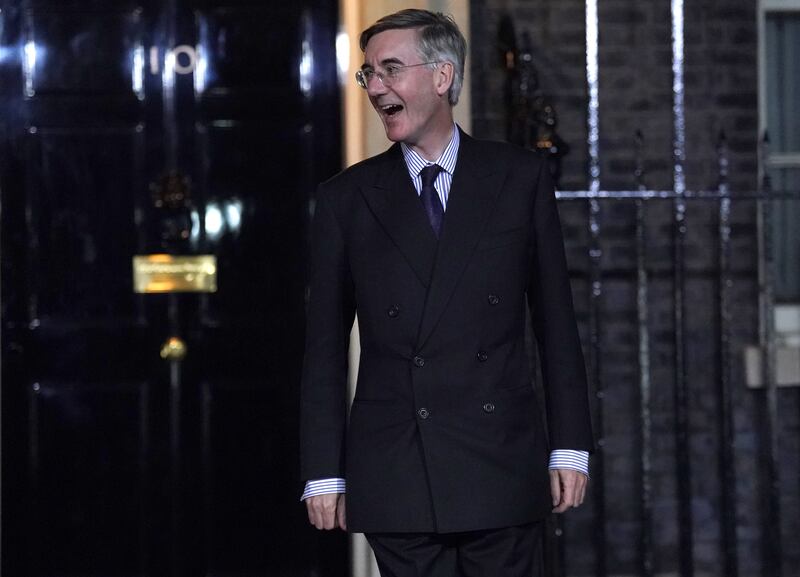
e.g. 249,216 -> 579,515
382,124 -> 408,143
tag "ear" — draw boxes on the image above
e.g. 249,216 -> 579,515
433,62 -> 454,98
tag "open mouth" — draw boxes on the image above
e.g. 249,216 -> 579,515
380,104 -> 404,117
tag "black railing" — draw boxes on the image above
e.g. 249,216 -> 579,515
546,129 -> 798,577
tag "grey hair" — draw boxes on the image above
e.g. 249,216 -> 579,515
359,9 -> 467,106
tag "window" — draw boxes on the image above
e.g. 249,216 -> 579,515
760,1 -> 800,301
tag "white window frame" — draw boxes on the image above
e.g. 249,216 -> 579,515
758,0 -> 800,179
758,0 -> 800,351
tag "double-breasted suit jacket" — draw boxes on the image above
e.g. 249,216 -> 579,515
300,130 -> 594,534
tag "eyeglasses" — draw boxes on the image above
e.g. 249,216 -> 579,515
355,62 -> 440,89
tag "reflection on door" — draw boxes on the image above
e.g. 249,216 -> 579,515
1,1 -> 345,575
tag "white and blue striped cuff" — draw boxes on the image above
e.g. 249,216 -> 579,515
548,450 -> 590,477
301,478 -> 347,501
300,452 -> 586,501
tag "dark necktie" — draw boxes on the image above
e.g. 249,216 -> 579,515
420,164 -> 444,238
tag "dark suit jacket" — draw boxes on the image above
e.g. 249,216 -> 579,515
300,130 -> 593,534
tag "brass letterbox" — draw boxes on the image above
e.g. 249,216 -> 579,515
133,254 -> 217,293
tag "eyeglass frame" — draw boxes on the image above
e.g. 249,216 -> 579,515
355,61 -> 442,89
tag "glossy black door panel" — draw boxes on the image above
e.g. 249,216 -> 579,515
195,121 -> 308,324
195,6 -> 305,98
200,377 -> 305,574
2,1 -> 344,575
24,127 -> 143,322
28,380 -> 149,577
22,9 -> 143,98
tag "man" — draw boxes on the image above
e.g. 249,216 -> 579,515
300,9 -> 593,576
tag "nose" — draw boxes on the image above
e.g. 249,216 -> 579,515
366,74 -> 388,97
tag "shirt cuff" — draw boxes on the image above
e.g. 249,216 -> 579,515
300,478 -> 347,501
548,450 -> 589,477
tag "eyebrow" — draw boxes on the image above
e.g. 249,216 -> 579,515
361,57 -> 405,71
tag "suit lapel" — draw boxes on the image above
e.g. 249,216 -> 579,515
416,132 -> 507,348
359,145 -> 438,287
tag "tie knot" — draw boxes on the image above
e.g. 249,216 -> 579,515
420,164 -> 442,188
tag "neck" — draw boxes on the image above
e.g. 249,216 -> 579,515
407,116 -> 455,162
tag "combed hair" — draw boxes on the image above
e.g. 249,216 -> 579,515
359,9 -> 467,106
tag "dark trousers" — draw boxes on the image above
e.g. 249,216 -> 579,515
365,522 -> 543,577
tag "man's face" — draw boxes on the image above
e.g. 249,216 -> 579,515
362,28 -> 449,149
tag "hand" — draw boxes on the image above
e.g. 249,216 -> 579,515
550,468 -> 588,513
305,493 -> 347,531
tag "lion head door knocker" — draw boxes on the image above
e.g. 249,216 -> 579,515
150,171 -> 194,252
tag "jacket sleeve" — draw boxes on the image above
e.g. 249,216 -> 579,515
300,182 -> 356,481
526,160 -> 595,452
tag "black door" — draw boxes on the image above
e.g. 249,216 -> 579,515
0,1 -> 345,575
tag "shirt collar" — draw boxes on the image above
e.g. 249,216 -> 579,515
400,124 -> 460,177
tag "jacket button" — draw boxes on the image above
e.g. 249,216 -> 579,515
413,356 -> 426,367
488,294 -> 500,306
387,305 -> 400,318
483,402 -> 495,413
477,351 -> 488,362
417,408 -> 430,419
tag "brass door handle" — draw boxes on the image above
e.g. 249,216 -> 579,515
160,337 -> 187,361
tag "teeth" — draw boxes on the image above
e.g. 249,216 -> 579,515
380,104 -> 403,116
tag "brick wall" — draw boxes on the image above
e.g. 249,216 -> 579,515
469,1 -> 799,576
470,0 -> 758,193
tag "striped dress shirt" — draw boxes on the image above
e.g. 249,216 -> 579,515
302,125 -> 588,501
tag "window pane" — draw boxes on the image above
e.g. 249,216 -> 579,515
766,13 -> 800,153
766,13 -> 800,301
770,168 -> 800,301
